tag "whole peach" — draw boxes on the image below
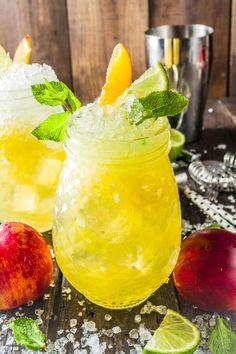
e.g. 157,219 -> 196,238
173,228 -> 236,312
0,222 -> 53,310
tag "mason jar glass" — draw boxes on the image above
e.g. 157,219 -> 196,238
0,89 -> 65,232
53,115 -> 181,308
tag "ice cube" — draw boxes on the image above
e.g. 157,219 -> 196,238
34,158 -> 62,186
39,196 -> 55,212
0,63 -> 58,91
13,184 -> 38,212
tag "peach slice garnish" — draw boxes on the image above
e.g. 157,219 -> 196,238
13,34 -> 31,64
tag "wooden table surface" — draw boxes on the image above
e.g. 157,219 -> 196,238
0,98 -> 236,354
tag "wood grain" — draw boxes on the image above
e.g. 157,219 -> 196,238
149,0 -> 231,98
204,99 -> 236,129
0,0 -> 72,86
230,0 -> 236,96
67,0 -> 148,103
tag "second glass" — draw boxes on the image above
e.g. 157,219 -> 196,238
0,89 -> 65,232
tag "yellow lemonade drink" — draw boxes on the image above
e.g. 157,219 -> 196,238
0,64 -> 65,231
53,102 -> 181,308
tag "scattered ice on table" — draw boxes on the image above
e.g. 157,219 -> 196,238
140,301 -> 167,315
193,313 -> 218,353
43,293 -> 50,300
35,309 -> 44,317
15,311 -> 25,317
104,314 -> 112,321
101,328 -> 113,337
35,308 -> 44,326
129,328 -> 139,339
70,327 -> 77,335
134,315 -> 142,323
5,335 -> 14,346
50,280 -> 55,287
67,332 -> 75,342
112,326 -> 121,334
62,287 -> 72,301
127,340 -> 143,354
82,320 -> 97,333
70,319 -> 78,328
73,340 -> 80,349
209,317 -> 216,327
78,300 -> 85,306
138,324 -> 152,345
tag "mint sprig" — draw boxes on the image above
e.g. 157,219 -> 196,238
128,91 -> 188,125
207,317 -> 236,354
32,81 -> 80,112
32,111 -> 70,141
31,81 -> 81,142
8,317 -> 46,351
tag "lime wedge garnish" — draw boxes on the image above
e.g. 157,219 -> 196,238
0,45 -> 12,78
169,129 -> 185,161
128,61 -> 169,98
143,309 -> 200,354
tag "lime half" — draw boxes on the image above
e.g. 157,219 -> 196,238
143,309 -> 200,354
169,129 -> 185,161
127,61 -> 169,98
0,45 -> 12,78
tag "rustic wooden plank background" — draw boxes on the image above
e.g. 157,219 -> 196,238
0,0 -> 234,102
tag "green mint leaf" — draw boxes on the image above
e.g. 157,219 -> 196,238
32,111 -> 70,142
67,89 -> 81,113
8,317 -> 46,351
129,91 -> 188,125
207,317 -> 236,354
32,81 -> 69,106
31,80 -> 81,142
32,80 -> 81,113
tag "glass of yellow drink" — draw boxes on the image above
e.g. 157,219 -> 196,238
53,101 -> 181,308
0,64 -> 65,232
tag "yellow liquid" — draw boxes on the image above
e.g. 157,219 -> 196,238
53,136 -> 181,308
0,125 -> 65,232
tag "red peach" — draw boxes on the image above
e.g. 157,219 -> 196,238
173,228 -> 236,312
0,221 -> 53,310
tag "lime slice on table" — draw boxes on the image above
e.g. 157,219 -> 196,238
143,309 -> 200,354
0,45 -> 12,78
128,61 -> 169,98
169,129 -> 185,161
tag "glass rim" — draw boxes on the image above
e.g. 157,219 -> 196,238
64,116 -> 171,164
66,115 -> 170,144
0,87 -> 34,102
145,24 -> 214,39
